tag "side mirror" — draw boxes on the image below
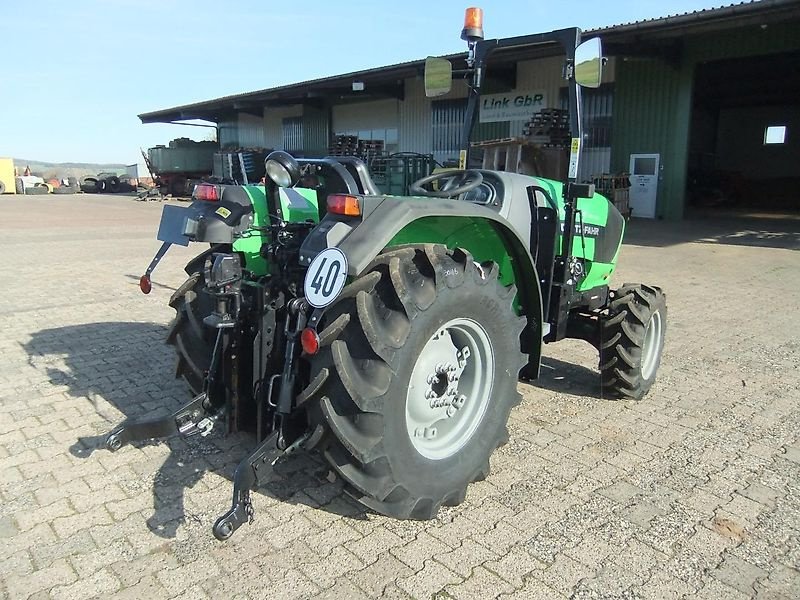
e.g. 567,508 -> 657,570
574,38 -> 604,89
424,57 -> 453,98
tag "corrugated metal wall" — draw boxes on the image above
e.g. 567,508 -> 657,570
332,99 -> 399,132
399,77 -> 433,154
510,56 -> 568,135
264,105 -> 303,150
560,84 -> 615,181
220,53 -> 613,163
684,21 -> 800,62
430,99 -> 463,165
398,78 -> 471,155
612,58 -> 693,219
303,105 -> 330,157
282,117 -> 303,153
612,22 -> 800,220
218,118 -> 238,148
237,114 -> 267,148
431,99 -> 510,165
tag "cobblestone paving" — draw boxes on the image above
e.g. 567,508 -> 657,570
0,195 -> 798,599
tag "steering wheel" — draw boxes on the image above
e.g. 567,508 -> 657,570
409,170 -> 484,198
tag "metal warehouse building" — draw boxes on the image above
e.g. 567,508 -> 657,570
141,0 -> 800,220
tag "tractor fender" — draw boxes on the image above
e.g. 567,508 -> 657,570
299,196 -> 543,369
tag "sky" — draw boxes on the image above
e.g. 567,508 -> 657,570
1,0 -> 735,165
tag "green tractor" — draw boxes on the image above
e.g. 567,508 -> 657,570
106,8 -> 666,540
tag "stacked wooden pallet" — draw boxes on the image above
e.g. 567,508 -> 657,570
522,108 -> 571,147
328,135 -> 359,156
328,135 -> 386,162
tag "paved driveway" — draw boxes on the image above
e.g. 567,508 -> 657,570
0,194 -> 798,599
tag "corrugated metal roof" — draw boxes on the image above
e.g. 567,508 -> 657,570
140,0 -> 800,124
593,0 -> 761,31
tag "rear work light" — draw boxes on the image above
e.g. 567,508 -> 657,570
327,194 -> 361,216
193,183 -> 220,201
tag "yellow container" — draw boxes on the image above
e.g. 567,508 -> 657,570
0,158 -> 15,194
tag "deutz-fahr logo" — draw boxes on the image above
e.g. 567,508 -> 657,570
560,222 -> 601,237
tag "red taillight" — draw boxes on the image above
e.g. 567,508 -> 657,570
139,274 -> 152,294
327,194 -> 361,216
193,183 -> 220,201
301,328 -> 320,355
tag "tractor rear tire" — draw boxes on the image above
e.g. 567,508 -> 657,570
599,284 -> 667,400
302,245 -> 526,519
166,271 -> 216,394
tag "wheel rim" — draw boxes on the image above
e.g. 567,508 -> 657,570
405,318 -> 495,460
641,310 -> 663,380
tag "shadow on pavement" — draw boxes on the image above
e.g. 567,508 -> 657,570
23,322 -> 366,539
622,214 -> 800,250
524,356 -> 606,400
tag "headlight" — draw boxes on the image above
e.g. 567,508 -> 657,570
265,151 -> 300,188
203,253 -> 242,292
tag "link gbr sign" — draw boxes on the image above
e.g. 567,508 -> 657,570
479,90 -> 548,123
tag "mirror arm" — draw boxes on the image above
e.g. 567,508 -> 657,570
459,28 -> 585,168
557,29 -> 582,289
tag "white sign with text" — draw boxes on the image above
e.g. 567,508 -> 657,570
479,90 -> 548,123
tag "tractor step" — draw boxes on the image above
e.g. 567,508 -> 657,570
104,392 -> 219,452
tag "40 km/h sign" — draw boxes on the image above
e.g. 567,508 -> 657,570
304,247 -> 349,308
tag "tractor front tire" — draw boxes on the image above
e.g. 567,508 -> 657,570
166,271 -> 216,394
303,245 -> 526,519
599,284 -> 667,400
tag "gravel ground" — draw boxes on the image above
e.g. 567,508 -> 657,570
0,193 -> 798,599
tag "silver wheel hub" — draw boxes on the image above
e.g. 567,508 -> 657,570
406,318 -> 495,460
641,311 -> 663,380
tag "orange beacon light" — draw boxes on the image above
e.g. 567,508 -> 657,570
461,7 -> 485,42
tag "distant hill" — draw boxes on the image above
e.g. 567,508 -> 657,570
12,158 -> 128,181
